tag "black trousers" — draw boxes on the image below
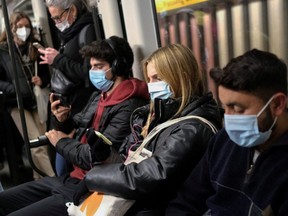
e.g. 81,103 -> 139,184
0,174 -> 80,216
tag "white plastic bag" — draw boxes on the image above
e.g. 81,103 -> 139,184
66,193 -> 134,216
33,85 -> 49,124
33,61 -> 50,124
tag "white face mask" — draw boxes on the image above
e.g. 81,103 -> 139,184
55,10 -> 71,32
16,27 -> 31,42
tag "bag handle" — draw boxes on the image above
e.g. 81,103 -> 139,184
135,115 -> 218,154
34,61 -> 38,76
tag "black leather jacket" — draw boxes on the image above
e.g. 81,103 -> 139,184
84,92 -> 223,215
54,90 -> 148,170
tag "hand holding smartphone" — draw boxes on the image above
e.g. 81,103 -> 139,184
52,93 -> 70,107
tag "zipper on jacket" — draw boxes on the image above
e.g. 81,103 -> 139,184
245,149 -> 260,183
245,149 -> 255,183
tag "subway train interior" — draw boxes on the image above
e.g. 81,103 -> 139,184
0,0 -> 287,188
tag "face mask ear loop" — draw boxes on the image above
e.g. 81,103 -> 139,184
104,68 -> 112,73
257,96 -> 278,132
269,117 -> 278,130
66,8 -> 71,22
104,68 -> 114,81
256,96 -> 275,117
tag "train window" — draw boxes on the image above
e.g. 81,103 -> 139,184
13,1 -> 33,18
154,0 -> 288,95
0,1 -> 33,34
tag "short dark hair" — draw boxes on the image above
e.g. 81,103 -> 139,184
210,49 -> 287,100
80,36 -> 133,77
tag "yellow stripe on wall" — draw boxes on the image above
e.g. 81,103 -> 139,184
155,0 -> 208,13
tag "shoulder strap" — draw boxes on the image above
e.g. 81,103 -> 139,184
78,24 -> 91,47
34,61 -> 38,77
78,24 -> 93,88
139,115 -> 218,152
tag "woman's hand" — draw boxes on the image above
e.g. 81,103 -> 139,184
39,48 -> 59,65
31,76 -> 42,86
45,129 -> 75,147
50,93 -> 71,122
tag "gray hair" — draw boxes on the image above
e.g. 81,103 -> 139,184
45,0 -> 86,11
45,0 -> 87,16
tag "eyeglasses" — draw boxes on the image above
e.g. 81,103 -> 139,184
51,8 -> 69,23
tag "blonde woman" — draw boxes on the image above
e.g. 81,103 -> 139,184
77,44 -> 223,215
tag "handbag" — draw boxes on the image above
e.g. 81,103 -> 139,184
50,69 -> 77,95
66,115 -> 218,216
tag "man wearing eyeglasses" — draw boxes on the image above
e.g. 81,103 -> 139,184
51,7 -> 71,31
38,0 -> 97,176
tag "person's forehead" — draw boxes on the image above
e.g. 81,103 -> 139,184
147,62 -> 157,77
90,58 -> 108,65
16,18 -> 29,26
48,6 -> 64,16
218,86 -> 262,107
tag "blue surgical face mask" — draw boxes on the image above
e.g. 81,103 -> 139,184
89,68 -> 114,92
224,96 -> 277,147
148,81 -> 172,101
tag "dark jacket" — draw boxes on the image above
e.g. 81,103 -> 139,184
0,42 -> 50,110
84,92 -> 223,215
166,129 -> 288,216
54,78 -> 150,177
51,11 -> 96,116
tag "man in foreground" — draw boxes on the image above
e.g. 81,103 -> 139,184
166,49 -> 288,215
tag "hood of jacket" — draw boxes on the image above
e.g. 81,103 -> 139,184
101,78 -> 149,107
58,11 -> 93,44
134,92 -> 223,132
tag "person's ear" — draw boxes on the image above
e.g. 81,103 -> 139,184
70,4 -> 77,20
272,93 -> 287,116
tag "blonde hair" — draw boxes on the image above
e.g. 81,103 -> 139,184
143,44 -> 204,117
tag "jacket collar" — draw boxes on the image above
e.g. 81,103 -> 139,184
150,92 -> 218,130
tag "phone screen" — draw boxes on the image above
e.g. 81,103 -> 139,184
33,42 -> 45,50
53,93 -> 70,107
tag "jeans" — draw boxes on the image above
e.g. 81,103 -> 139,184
55,153 -> 70,176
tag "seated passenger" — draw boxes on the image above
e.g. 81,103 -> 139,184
73,44 -> 223,215
166,49 -> 288,215
0,36 -> 149,215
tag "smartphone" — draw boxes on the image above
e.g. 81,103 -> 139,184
33,42 -> 45,50
94,131 -> 112,145
52,93 -> 70,107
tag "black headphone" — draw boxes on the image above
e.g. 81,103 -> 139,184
105,38 -> 129,76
